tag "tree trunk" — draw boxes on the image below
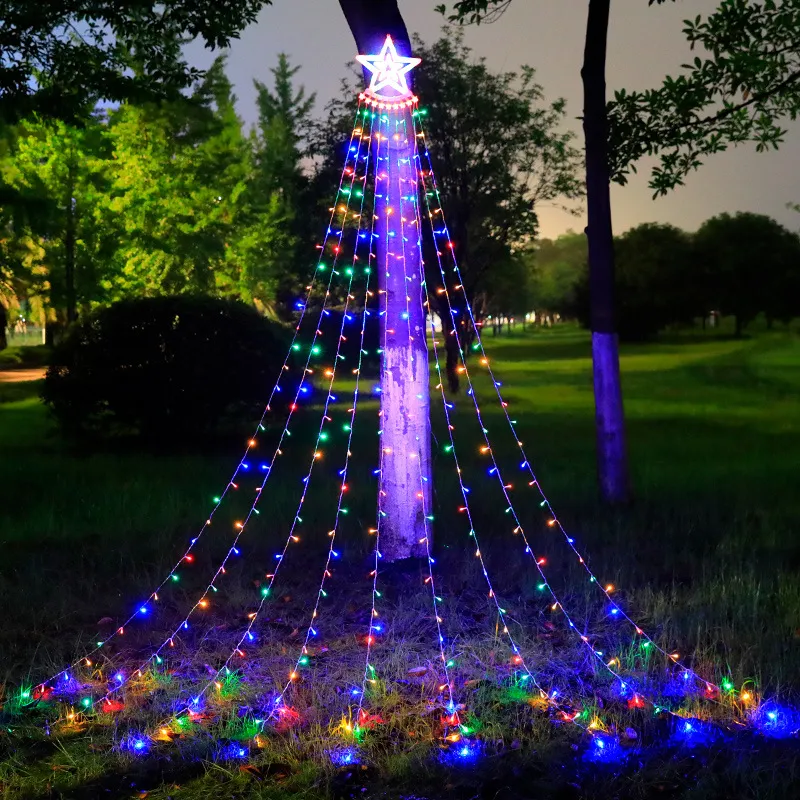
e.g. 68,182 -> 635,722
0,305 -> 8,351
339,0 -> 432,561
338,0 -> 412,58
438,305 -> 460,393
64,158 -> 78,325
582,0 -> 630,504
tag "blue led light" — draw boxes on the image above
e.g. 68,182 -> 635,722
670,718 -> 722,749
439,740 -> 482,766
583,734 -> 628,765
751,702 -> 800,739
329,747 -> 360,766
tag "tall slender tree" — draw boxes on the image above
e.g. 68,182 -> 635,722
4,116 -> 111,332
338,0 -> 433,562
438,0 -> 800,503
250,55 -> 318,305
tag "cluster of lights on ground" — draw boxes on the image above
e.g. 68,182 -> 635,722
12,36 -> 798,768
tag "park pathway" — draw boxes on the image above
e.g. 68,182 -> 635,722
0,368 -> 46,383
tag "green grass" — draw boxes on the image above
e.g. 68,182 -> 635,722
1,324 -> 799,799
0,344 -> 50,369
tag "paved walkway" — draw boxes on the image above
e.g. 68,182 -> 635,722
0,368 -> 46,383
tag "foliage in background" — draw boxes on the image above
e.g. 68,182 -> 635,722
1,116 -> 113,329
574,223 -> 696,341
102,58 -> 251,299
525,231 -> 587,321
694,212 -> 800,336
0,0 -> 270,124
0,53 -> 317,337
609,0 -> 800,196
412,30 -> 583,309
570,216 -> 800,342
250,54 -> 319,309
42,295 -> 293,442
438,0 -> 800,198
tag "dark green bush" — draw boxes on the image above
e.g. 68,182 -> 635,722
297,305 -> 381,377
43,296 -> 296,442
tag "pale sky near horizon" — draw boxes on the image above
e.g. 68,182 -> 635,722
185,0 -> 800,240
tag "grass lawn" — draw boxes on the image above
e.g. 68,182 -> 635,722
1,323 -> 799,799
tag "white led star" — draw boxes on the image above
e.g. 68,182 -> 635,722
356,35 -> 421,102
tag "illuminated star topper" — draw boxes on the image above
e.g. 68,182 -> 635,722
356,35 -> 421,102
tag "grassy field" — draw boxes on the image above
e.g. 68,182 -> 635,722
1,323 -> 799,798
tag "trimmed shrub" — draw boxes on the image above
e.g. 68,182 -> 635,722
43,296 -> 296,442
301,305 -> 381,377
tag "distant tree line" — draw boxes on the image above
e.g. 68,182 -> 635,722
516,213 -> 800,341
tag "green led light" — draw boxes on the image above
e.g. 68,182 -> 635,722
311,345 -> 321,355
261,587 -> 270,597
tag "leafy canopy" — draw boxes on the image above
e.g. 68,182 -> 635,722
609,0 -> 800,195
437,1 -> 800,197
0,0 -> 270,124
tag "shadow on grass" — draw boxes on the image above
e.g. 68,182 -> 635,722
486,337 -> 592,365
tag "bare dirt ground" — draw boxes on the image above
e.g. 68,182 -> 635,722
0,368 -> 46,383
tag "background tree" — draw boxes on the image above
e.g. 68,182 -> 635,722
102,57 -> 257,300
608,0 -> 800,195
481,251 -> 533,331
250,54 -> 318,309
694,212 -> 800,336
413,30 -> 582,387
4,115 -> 111,332
526,230 -> 587,322
0,0 -> 269,124
574,222 -> 698,341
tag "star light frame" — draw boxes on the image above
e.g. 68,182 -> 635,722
356,34 -> 420,108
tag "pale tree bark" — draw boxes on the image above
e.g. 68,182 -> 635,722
339,0 -> 433,560
64,158 -> 78,325
582,0 -> 630,503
